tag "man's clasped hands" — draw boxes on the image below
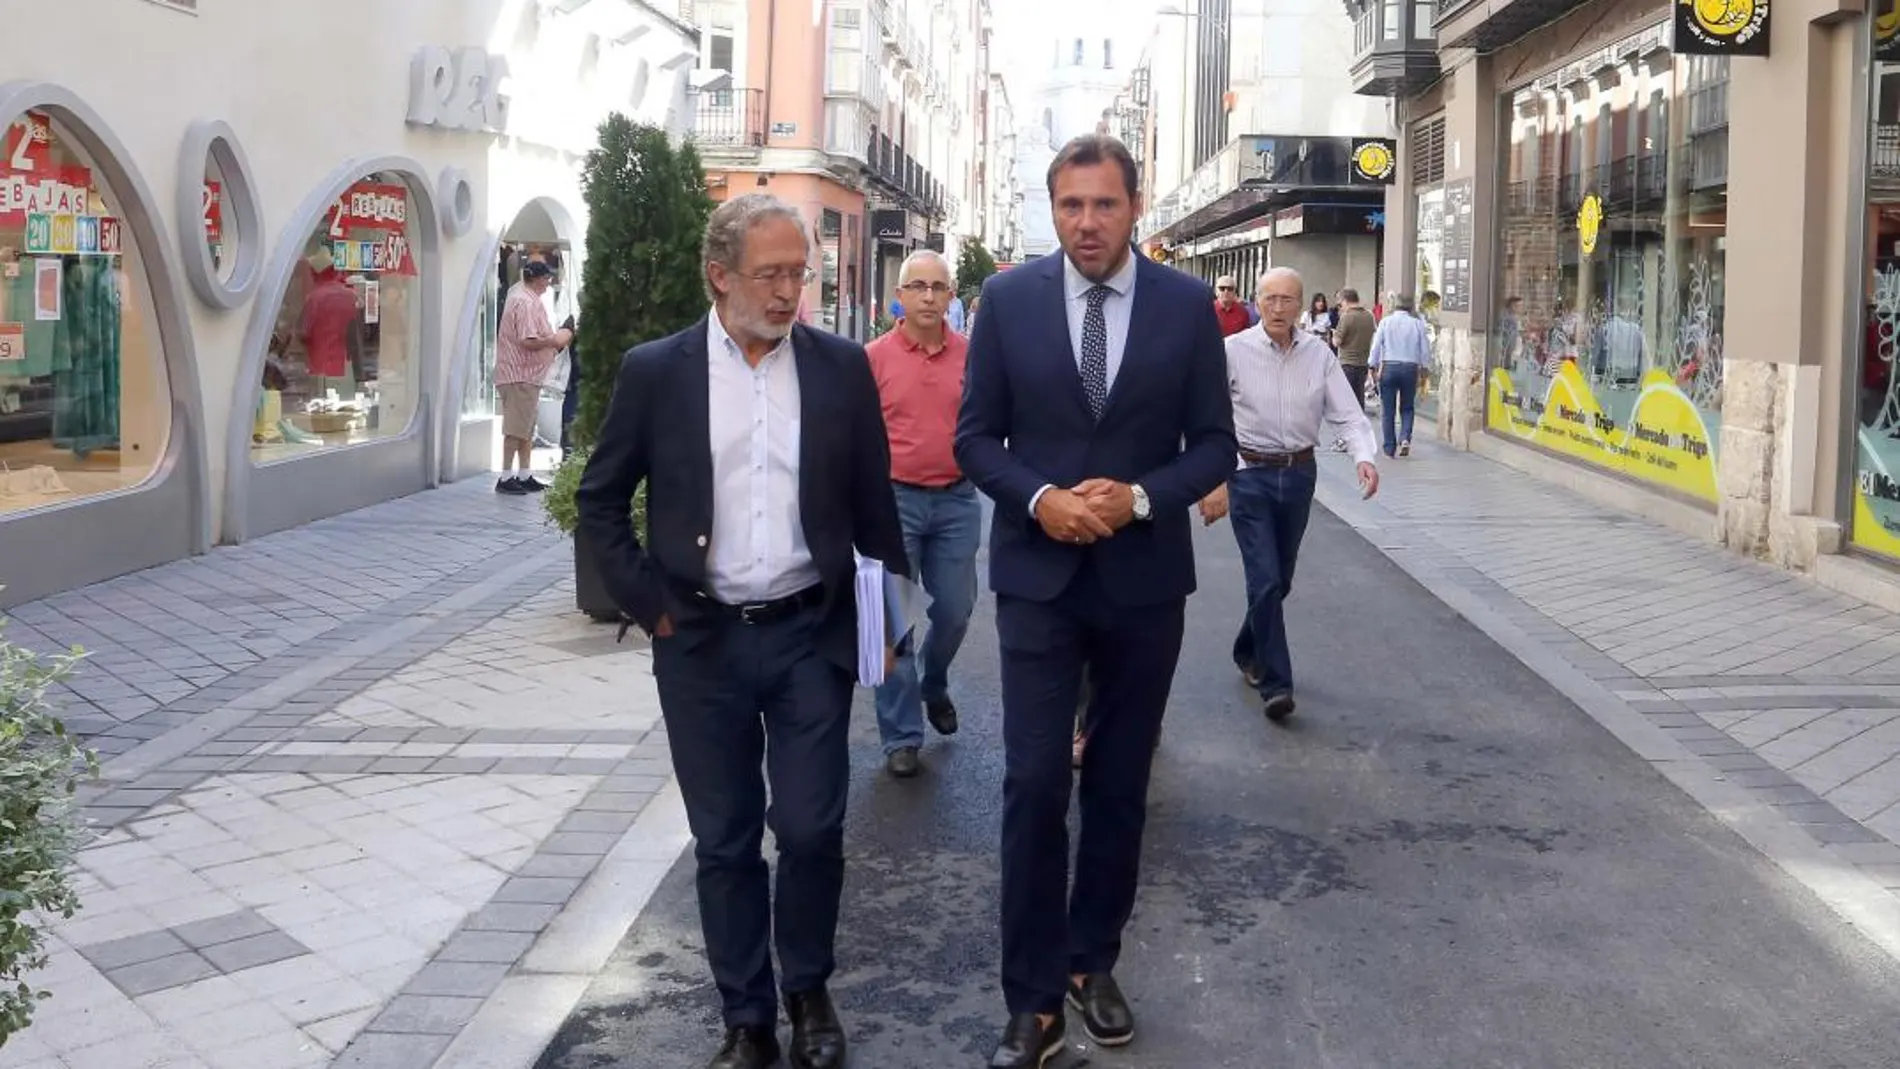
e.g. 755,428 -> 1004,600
1032,479 -> 1140,545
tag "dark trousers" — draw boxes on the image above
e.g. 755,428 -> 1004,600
996,561 -> 1186,1014
1341,363 -> 1370,413
1379,362 -> 1420,453
651,602 -> 854,1027
1228,462 -> 1318,698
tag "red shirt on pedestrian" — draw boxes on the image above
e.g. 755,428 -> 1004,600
865,321 -> 968,488
1213,299 -> 1252,337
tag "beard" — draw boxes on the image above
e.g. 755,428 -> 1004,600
730,301 -> 794,343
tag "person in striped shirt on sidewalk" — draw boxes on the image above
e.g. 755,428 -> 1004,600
494,260 -> 572,494
1199,267 -> 1379,723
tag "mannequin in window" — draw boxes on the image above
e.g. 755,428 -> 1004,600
298,247 -> 362,408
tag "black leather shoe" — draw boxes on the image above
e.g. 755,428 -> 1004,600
886,746 -> 921,779
708,1025 -> 780,1069
987,1012 -> 1066,1067
1264,692 -> 1297,723
786,987 -> 846,1069
1066,972 -> 1134,1046
925,695 -> 960,735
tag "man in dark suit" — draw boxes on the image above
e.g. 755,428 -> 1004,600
955,135 -> 1237,1067
576,193 -> 909,1069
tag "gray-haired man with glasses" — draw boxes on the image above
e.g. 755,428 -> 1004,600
578,193 -> 909,1069
865,249 -> 982,778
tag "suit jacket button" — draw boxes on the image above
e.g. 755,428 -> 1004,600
696,535 -> 708,547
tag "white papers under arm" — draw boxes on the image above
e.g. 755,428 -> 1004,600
854,554 -> 888,687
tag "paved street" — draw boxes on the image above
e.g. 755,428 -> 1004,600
538,465 -> 1900,1068
7,444 -> 1900,1067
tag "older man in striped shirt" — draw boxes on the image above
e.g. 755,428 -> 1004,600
494,260 -> 572,494
1199,267 -> 1378,723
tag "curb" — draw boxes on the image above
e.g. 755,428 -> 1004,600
429,779 -> 691,1069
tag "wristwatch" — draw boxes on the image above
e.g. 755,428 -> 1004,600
1131,484 -> 1152,522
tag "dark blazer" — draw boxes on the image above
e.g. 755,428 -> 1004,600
954,250 -> 1236,606
576,317 -> 910,671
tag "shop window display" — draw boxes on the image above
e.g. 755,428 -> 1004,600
203,155 -> 235,283
1487,28 -> 1727,505
463,268 -> 498,419
0,110 -> 170,518
1852,7 -> 1900,558
1413,186 -> 1446,420
252,172 -> 421,463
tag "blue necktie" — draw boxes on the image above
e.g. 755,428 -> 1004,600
1080,285 -> 1110,420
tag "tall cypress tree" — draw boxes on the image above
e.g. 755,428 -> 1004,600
544,115 -> 711,543
572,115 -> 714,451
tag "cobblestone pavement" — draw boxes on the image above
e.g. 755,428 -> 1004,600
1316,438 -> 1900,928
0,480 -> 687,1069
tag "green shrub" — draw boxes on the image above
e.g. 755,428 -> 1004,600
0,623 -> 97,1044
542,447 -> 646,544
956,239 -> 999,304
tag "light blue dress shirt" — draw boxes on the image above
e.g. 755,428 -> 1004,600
1027,252 -> 1141,517
1369,310 -> 1432,368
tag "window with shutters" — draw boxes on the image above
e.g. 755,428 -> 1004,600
1410,118 -> 1445,186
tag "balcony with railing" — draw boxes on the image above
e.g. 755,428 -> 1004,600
1876,125 -> 1900,186
687,87 -> 765,156
1344,0 -> 1439,96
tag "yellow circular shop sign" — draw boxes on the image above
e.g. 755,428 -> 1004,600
1878,2 -> 1900,53
1352,141 -> 1395,183
1682,0 -> 1767,48
1578,194 -> 1604,255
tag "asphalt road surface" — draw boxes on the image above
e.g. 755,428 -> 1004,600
538,488 -> 1900,1069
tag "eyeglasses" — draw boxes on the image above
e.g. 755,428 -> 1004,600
737,266 -> 817,286
1259,295 -> 1301,308
1217,286 -> 1235,292
899,281 -> 953,296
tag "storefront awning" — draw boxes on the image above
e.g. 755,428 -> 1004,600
1139,133 -> 1395,249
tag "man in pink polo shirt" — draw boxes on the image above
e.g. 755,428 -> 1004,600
864,249 -> 981,779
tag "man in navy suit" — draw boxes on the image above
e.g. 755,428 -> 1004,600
955,135 -> 1237,1067
577,194 -> 909,1069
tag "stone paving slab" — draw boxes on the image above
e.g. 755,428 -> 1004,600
0,481 -> 683,1069
1313,438 -> 1900,913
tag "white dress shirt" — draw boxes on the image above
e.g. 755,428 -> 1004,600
1028,252 -> 1141,517
705,311 -> 819,603
1226,325 -> 1379,466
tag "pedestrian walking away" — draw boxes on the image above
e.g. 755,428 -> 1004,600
574,193 -> 910,1069
956,134 -> 1236,1067
1369,292 -> 1433,457
866,248 -> 983,779
1332,288 -> 1376,415
1199,266 -> 1379,724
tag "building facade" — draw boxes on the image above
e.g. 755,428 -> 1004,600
1361,0 -> 1900,600
0,0 -> 696,607
1015,36 -> 1130,258
986,74 -> 1025,263
1135,0 -> 1395,304
689,0 -> 990,338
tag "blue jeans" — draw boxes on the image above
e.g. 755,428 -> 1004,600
873,481 -> 982,753
1379,362 -> 1420,455
1228,462 -> 1317,698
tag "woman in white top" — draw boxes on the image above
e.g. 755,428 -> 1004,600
1298,293 -> 1337,349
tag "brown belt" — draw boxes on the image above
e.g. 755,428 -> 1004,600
1239,448 -> 1315,469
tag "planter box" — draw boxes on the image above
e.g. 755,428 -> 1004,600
572,531 -> 622,622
